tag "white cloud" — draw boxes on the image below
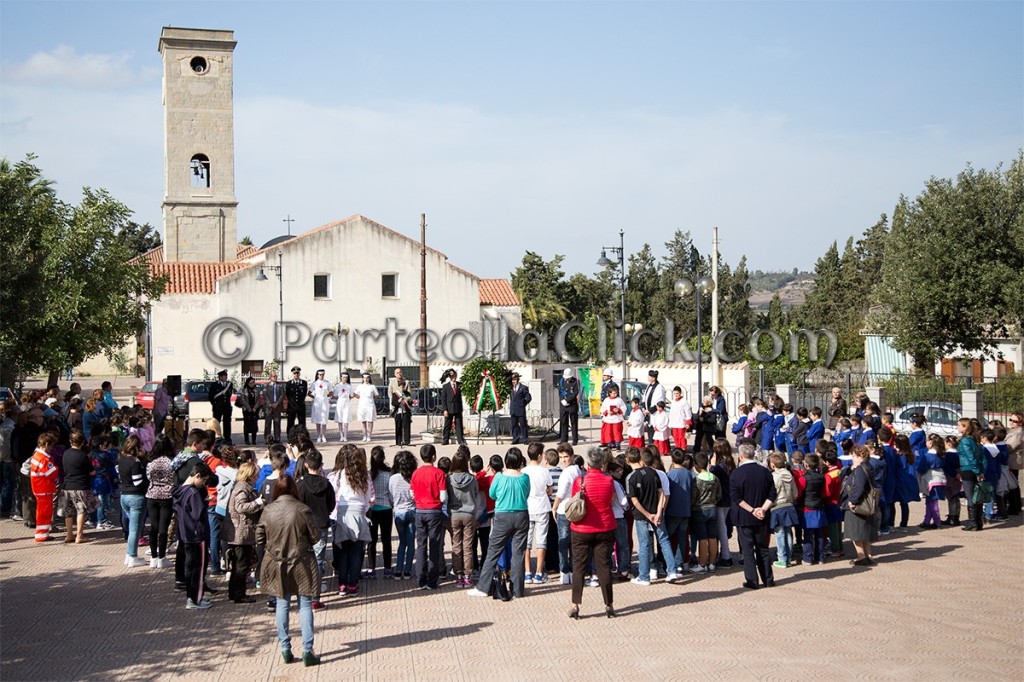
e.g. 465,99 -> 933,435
2,45 -> 158,88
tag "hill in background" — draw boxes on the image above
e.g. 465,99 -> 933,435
747,269 -> 815,310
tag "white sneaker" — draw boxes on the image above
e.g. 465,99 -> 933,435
689,565 -> 707,574
666,572 -> 682,582
587,576 -> 600,587
186,598 -> 213,610
560,572 -> 572,585
125,555 -> 147,568
649,569 -> 658,581
707,563 -> 716,573
466,588 -> 489,597
630,577 -> 651,586
158,557 -> 173,568
150,558 -> 160,568
524,574 -> 535,584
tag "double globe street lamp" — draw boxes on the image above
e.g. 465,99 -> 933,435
597,230 -> 629,380
675,276 -> 715,403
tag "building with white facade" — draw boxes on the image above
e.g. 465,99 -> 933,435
134,27 -> 519,382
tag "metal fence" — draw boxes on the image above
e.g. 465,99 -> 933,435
756,368 -> 1023,424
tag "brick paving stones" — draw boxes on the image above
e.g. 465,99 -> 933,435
2,430 -> 1022,681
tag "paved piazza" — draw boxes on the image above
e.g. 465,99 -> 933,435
1,419 -> 1022,681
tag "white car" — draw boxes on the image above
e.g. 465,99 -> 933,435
890,402 -> 987,438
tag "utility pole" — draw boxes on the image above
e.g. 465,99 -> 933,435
711,226 -> 720,388
419,214 -> 428,387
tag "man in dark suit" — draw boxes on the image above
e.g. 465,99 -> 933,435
558,368 -> 580,445
508,372 -> 532,444
600,371 -> 619,401
441,369 -> 465,445
286,366 -> 308,434
263,371 -> 284,443
209,369 -> 234,444
729,439 -> 777,589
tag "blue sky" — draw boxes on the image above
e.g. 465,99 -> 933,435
1,1 -> 1021,279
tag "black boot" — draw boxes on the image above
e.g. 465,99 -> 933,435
962,505 -> 977,531
974,504 -> 984,530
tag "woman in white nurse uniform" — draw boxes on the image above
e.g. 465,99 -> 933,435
354,373 -> 379,442
334,372 -> 354,442
309,369 -> 333,443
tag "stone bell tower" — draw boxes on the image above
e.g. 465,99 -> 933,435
158,27 -> 238,262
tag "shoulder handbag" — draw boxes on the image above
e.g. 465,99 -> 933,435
852,468 -> 880,518
715,412 -> 728,433
564,477 -> 587,523
972,480 -> 994,505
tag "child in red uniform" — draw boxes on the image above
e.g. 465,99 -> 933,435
668,387 -> 692,450
29,433 -> 60,542
600,387 -> 627,449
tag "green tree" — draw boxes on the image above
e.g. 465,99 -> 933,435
510,251 -> 570,333
875,155 -> 1024,369
119,220 -> 162,256
716,251 -> 757,331
651,230 -> 710,337
0,155 -> 167,388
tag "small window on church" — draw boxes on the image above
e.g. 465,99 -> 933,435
314,274 -> 331,300
190,154 -> 210,189
382,273 -> 398,298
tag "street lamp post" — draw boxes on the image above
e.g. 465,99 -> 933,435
675,276 -> 716,403
256,248 -> 285,365
598,229 -> 628,381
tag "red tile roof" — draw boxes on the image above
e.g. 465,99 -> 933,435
479,278 -> 519,306
153,261 -> 248,294
236,244 -> 259,259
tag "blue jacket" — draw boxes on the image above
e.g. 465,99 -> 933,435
895,456 -> 920,504
665,467 -> 694,517
909,430 -> 928,458
881,445 -> 900,504
983,444 -> 1005,485
942,449 -> 960,481
758,411 -> 776,451
868,455 -> 887,490
173,483 -> 210,544
807,420 -> 824,452
731,415 -> 747,437
916,451 -> 945,477
772,414 -> 787,448
857,427 -> 876,446
508,383 -> 532,417
791,420 -> 810,453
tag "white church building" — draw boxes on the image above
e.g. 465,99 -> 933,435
137,27 -> 518,382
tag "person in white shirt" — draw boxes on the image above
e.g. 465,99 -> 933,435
522,443 -> 553,584
626,398 -> 645,448
668,386 -> 693,451
549,444 -> 582,584
651,402 -> 671,456
600,387 -> 628,450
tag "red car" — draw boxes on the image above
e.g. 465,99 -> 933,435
135,381 -> 161,409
